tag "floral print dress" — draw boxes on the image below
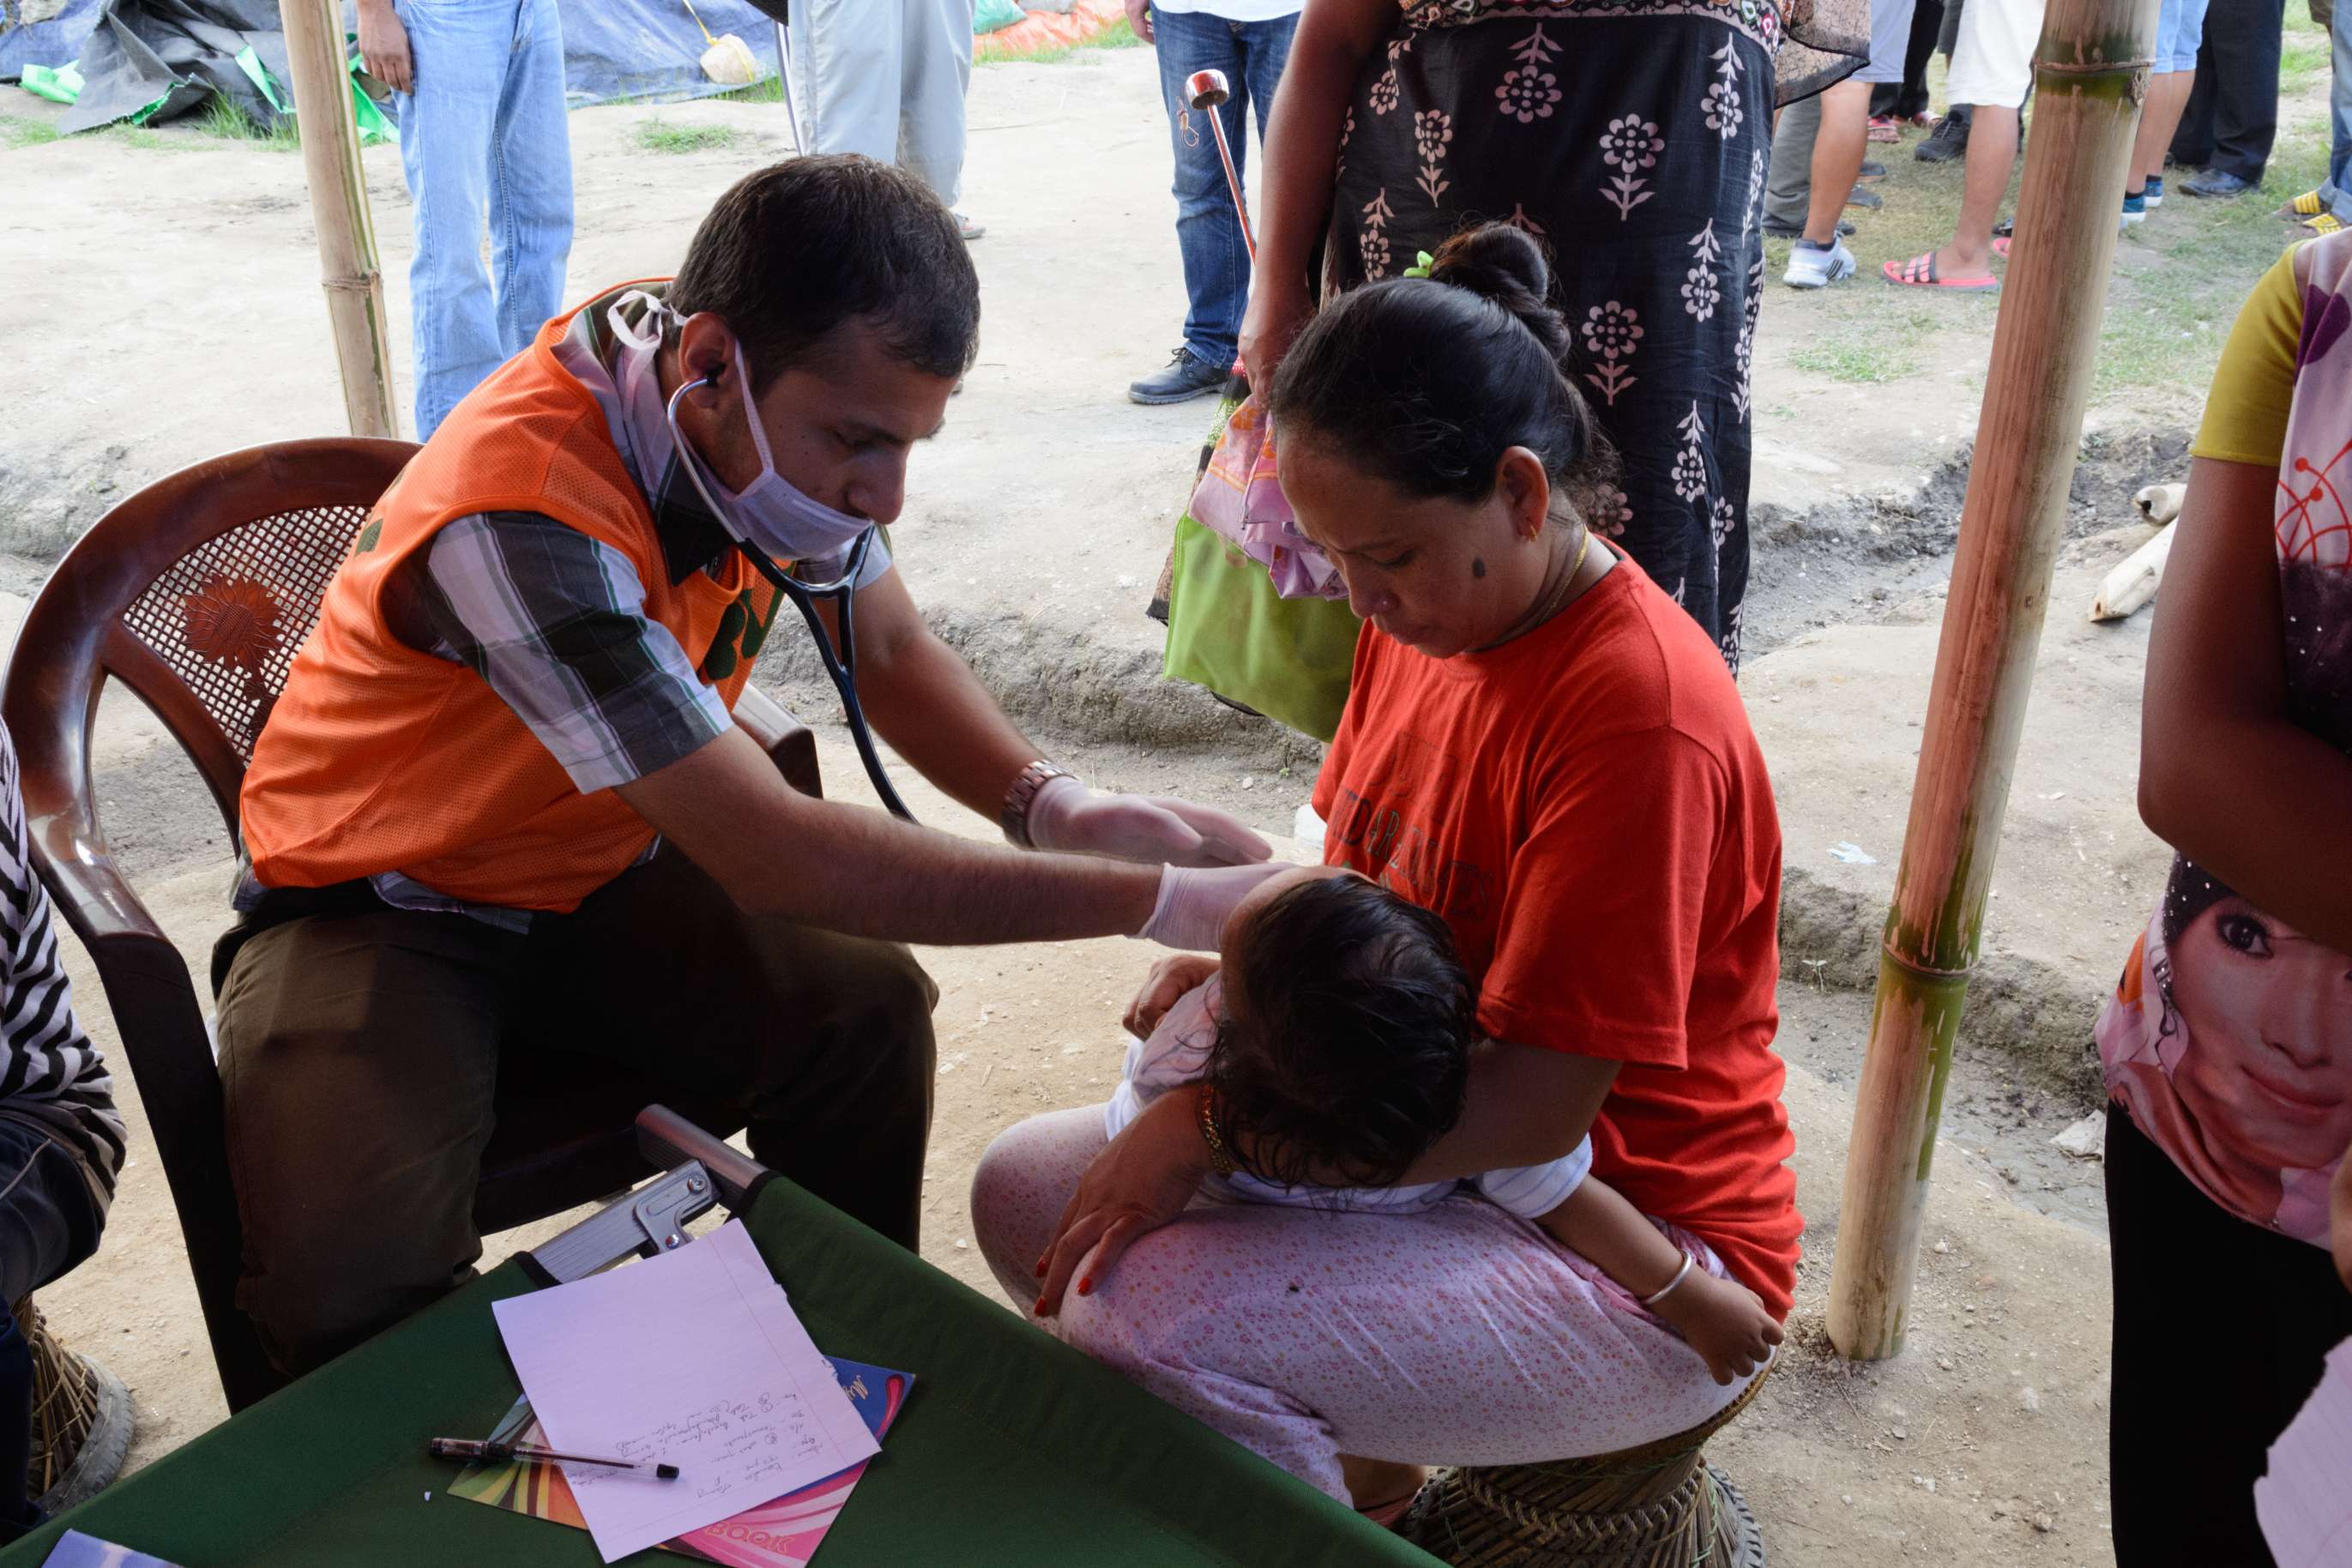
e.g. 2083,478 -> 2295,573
1324,0 -> 1784,669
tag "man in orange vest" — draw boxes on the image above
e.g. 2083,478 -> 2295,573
218,155 -> 1285,1378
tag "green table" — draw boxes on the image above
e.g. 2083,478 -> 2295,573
1,1178 -> 1435,1567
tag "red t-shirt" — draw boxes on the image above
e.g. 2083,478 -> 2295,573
1313,555 -> 1802,1317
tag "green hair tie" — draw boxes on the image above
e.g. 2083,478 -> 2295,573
1402,250 -> 1435,280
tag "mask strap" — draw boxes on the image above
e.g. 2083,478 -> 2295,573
729,338 -> 778,474
606,290 -> 672,353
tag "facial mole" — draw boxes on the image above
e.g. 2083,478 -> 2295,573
1471,558 -> 1487,579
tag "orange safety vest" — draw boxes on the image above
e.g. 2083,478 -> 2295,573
240,290 -> 781,913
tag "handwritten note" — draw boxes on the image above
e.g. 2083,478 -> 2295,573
2257,1333 -> 2352,1567
492,1220 -> 879,1563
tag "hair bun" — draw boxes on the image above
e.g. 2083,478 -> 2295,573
1425,224 -> 1570,364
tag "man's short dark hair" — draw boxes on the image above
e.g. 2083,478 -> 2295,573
670,154 -> 980,390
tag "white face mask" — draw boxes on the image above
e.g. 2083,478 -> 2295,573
608,294 -> 877,567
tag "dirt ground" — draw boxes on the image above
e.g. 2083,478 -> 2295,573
1,23 -> 2338,1566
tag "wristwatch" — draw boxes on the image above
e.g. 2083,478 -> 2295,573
1000,759 -> 1076,848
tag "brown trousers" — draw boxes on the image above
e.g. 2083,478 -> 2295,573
213,848 -> 938,1377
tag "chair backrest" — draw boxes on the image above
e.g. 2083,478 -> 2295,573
36,439 -> 417,843
1,437 -> 417,1412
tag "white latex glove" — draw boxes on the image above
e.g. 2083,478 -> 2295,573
1134,863 -> 1294,952
1026,775 -> 1272,868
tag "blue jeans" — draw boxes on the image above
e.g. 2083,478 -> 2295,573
2328,0 -> 2352,218
1153,7 -> 1296,371
391,0 -> 575,440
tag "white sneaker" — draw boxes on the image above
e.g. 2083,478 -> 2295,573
1782,238 -> 1856,289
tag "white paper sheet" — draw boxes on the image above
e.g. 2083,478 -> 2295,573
492,1220 -> 881,1563
2256,1333 -> 2352,1568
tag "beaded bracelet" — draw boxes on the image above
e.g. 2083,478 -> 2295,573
1196,1089 -> 1238,1178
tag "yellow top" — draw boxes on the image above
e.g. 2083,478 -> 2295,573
2192,243 -> 2308,467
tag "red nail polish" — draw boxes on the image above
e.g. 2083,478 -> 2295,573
1077,1276 -> 1093,1296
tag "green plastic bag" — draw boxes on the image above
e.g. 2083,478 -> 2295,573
18,63 -> 84,105
1161,514 -> 1360,744
974,0 -> 1026,32
231,45 -> 396,145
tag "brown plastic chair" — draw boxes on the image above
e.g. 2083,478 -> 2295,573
1,438 -> 822,1413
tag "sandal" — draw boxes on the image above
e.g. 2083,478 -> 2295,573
1846,184 -> 1884,210
1882,251 -> 1999,291
1868,115 -> 1901,142
1991,235 -> 2011,258
2305,214 -> 2346,235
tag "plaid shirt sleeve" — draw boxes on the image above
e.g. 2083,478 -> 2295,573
403,511 -> 733,793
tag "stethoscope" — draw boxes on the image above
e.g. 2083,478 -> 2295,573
667,365 -> 918,823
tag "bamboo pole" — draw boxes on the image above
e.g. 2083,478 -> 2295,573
1824,0 -> 2157,1360
280,0 -> 401,438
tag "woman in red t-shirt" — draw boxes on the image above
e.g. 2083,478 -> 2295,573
971,224 -> 1800,1513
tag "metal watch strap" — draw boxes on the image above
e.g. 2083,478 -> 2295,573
1000,760 -> 1076,848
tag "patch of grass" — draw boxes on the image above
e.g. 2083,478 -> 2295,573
2,118 -> 61,149
715,75 -> 785,106
2093,136 -> 2328,407
2281,33 -> 2332,93
635,117 -> 740,154
101,123 -> 182,152
195,96 -> 303,153
976,15 -> 1142,65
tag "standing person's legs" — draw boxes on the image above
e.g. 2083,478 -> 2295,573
390,0 -> 509,440
2132,0 -> 2204,207
791,0 -> 904,163
215,910 -> 515,1376
1763,91 -> 1824,233
897,0 -> 975,210
2192,0 -> 2285,188
2325,0 -> 2352,219
1800,79 -> 1872,246
972,1109 -> 1751,1503
2172,33 -> 2217,166
488,0 -> 573,359
1786,78 -> 1867,283
1896,0 -> 1943,118
2107,1104 -> 2352,1566
1150,9 -> 1251,379
1939,105 -> 2017,271
1903,0 -> 2032,279
518,848 -> 938,1249
0,1123 -> 105,1538
1239,12 -> 1297,206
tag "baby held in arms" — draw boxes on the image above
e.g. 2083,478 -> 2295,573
1112,868 -> 1783,1385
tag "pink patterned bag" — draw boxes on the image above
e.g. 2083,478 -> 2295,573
1185,395 -> 1348,601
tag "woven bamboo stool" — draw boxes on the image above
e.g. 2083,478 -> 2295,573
1399,1363 -> 1770,1568
14,1295 -> 131,1518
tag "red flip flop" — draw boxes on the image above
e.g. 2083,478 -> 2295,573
1868,115 -> 1901,142
1882,251 -> 1999,291
1992,235 -> 2011,258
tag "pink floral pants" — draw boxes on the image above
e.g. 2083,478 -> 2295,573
970,1107 -> 1750,1501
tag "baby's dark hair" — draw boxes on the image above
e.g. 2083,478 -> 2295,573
1205,875 -> 1475,1191
1263,222 -> 1619,525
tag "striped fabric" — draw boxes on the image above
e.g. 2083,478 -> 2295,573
0,726 -> 125,1200
407,513 -> 734,796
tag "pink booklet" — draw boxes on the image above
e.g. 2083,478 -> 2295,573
448,1359 -> 911,1567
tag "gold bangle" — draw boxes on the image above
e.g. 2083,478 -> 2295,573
1197,1089 -> 1237,1179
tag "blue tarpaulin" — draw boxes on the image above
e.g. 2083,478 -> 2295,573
2,0 -> 787,113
